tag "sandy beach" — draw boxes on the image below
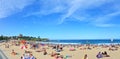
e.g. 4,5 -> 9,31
0,42 -> 120,59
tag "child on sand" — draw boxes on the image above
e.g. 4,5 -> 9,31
11,49 -> 17,55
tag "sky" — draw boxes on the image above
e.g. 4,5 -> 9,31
0,0 -> 120,39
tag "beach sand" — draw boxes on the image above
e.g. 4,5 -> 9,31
0,42 -> 120,59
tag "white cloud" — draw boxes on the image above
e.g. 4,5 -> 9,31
93,11 -> 120,27
24,0 -> 68,17
58,0 -> 108,24
25,0 -> 109,24
57,0 -> 120,27
0,0 -> 35,18
1,0 -> 120,27
24,0 -> 119,27
94,23 -> 115,27
97,11 -> 120,22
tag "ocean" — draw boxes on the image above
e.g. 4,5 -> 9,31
42,39 -> 120,45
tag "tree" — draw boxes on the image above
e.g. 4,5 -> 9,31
0,34 -> 49,42
37,36 -> 41,41
41,38 -> 49,42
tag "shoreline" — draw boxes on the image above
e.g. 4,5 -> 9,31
39,39 -> 120,45
37,41 -> 120,45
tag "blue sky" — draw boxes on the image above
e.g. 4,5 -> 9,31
0,0 -> 120,39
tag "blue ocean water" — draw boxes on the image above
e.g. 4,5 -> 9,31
49,39 -> 120,44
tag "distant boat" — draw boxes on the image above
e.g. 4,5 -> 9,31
111,38 -> 114,42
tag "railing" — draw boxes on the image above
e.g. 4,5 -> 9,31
0,49 -> 8,59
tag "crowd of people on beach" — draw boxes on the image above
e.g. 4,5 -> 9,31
2,40 -> 120,59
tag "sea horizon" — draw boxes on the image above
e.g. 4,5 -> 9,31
38,39 -> 120,45
49,38 -> 120,40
